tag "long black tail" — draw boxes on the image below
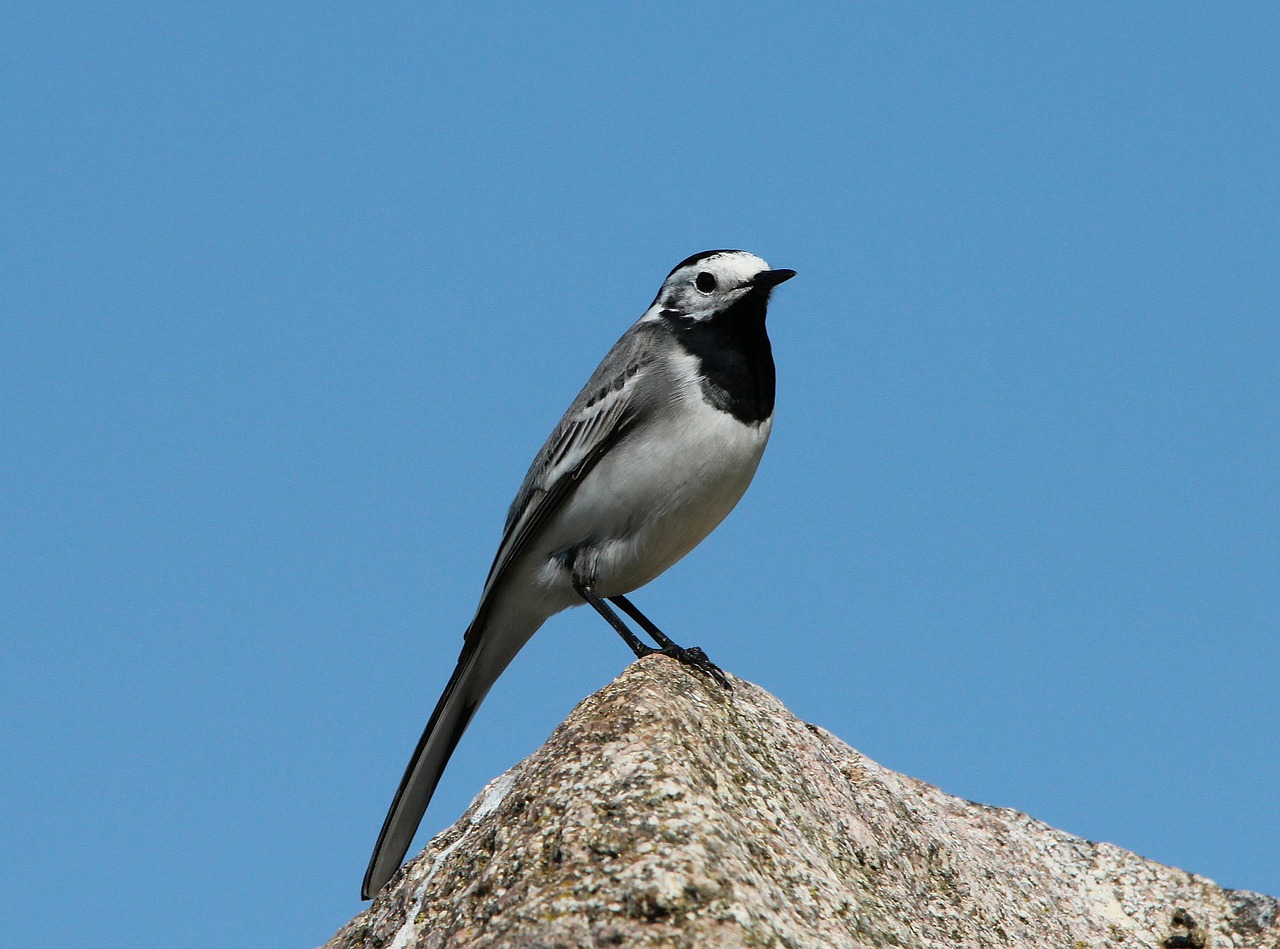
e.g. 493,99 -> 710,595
361,636 -> 493,899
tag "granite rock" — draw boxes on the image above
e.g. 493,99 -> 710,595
325,657 -> 1277,949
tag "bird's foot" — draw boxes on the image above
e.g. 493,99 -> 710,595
641,644 -> 732,690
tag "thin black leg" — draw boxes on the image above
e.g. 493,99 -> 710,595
572,578 -> 655,659
608,594 -> 678,649
607,593 -> 731,690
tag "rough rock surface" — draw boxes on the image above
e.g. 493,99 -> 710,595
326,657 -> 1277,949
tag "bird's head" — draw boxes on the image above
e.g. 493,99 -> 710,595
648,250 -> 795,322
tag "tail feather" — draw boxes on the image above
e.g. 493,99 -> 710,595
362,610 -> 539,899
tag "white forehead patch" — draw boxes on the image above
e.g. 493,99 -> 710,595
676,251 -> 771,287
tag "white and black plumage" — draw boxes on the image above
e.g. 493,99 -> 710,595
362,250 -> 795,899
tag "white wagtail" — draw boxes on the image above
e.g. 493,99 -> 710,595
362,250 -> 795,899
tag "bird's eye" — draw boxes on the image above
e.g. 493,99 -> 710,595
695,271 -> 717,293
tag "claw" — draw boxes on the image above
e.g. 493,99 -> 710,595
653,644 -> 732,690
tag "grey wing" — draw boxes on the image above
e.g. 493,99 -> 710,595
466,322 -> 665,631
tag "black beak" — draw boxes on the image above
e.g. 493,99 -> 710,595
752,268 -> 797,289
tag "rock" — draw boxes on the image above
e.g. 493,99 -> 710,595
325,657 -> 1278,949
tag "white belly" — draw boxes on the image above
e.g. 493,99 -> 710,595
532,397 -> 772,603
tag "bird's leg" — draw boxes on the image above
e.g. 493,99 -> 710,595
572,577 -> 654,659
608,593 -> 731,690
607,593 -> 678,649
571,579 -> 730,688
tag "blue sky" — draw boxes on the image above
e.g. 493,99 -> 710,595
3,3 -> 1277,945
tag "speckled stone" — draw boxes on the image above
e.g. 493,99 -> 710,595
325,658 -> 1278,949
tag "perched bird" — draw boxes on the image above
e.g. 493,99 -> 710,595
362,249 -> 795,899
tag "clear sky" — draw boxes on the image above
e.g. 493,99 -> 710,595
3,3 -> 1277,946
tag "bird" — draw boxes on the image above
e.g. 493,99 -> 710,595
362,249 -> 795,899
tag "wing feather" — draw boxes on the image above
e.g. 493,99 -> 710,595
464,323 -> 663,640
